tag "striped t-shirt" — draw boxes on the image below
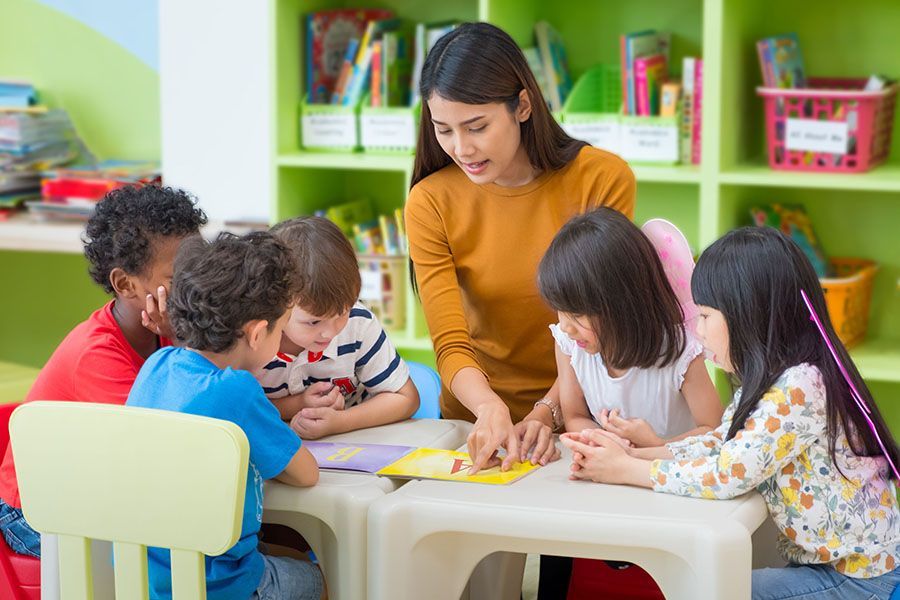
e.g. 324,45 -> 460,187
257,302 -> 409,408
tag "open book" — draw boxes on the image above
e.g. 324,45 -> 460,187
303,441 -> 539,485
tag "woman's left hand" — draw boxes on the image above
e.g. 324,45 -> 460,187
513,418 -> 560,466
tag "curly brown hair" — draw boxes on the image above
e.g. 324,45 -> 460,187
168,231 -> 301,352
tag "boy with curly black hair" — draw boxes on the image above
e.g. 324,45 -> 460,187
0,185 -> 206,557
127,232 -> 324,600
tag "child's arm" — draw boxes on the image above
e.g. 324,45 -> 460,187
292,378 -> 419,439
270,382 -> 343,421
555,346 -> 598,433
275,445 -> 320,487
663,355 -> 724,442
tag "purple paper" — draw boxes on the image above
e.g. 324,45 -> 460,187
303,441 -> 414,473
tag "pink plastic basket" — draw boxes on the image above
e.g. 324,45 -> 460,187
757,78 -> 897,173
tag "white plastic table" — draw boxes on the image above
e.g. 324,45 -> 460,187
262,418 -> 471,600
367,444 -> 772,600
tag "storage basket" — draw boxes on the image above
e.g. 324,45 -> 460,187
360,95 -> 420,154
820,258 -> 878,348
757,78 -> 897,173
357,254 -> 406,331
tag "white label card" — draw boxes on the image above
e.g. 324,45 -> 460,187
302,114 -> 356,148
620,123 -> 679,162
562,121 -> 621,153
360,270 -> 382,302
361,115 -> 416,149
785,118 -> 849,154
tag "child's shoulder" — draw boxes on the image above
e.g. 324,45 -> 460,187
765,363 -> 825,408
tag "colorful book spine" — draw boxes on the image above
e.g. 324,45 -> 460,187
691,59 -> 703,165
660,82 -> 681,118
756,39 -> 775,87
680,57 -> 696,164
370,41 -> 383,107
331,38 -> 359,104
634,54 -> 666,116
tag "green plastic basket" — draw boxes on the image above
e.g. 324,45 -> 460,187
563,64 -> 622,116
300,93 -> 361,152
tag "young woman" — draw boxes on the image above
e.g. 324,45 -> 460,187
404,22 -> 636,598
406,21 -> 635,471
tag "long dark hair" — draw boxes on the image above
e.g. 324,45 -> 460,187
692,227 -> 899,479
537,208 -> 686,370
408,22 -> 588,293
410,22 -> 586,190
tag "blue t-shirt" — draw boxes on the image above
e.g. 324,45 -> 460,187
126,346 -> 301,600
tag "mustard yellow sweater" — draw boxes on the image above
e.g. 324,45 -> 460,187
406,146 -> 636,423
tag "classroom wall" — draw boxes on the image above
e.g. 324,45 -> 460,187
0,0 -> 160,367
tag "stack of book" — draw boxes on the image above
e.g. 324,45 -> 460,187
305,8 -> 460,109
0,81 -> 38,109
0,108 -> 80,220
26,160 -> 160,221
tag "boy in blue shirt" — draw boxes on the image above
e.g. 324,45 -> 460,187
127,231 -> 323,600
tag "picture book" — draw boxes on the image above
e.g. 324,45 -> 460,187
305,8 -> 393,104
377,447 -> 540,485
523,47 -> 553,110
330,38 -> 359,104
757,33 -> 806,89
304,441 -> 414,473
326,198 -> 374,236
381,29 -> 412,107
660,82 -> 681,117
621,30 -> 671,115
634,53 -> 667,116
750,204 -> 831,277
534,21 -> 573,112
305,442 -> 540,485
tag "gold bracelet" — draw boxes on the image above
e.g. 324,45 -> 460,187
533,398 -> 562,431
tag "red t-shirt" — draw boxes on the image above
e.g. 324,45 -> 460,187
0,301 -> 167,508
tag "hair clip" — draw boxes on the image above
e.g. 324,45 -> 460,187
801,289 -> 900,481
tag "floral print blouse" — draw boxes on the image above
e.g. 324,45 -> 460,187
650,363 -> 900,578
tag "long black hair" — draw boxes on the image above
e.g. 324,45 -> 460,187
692,227 -> 899,479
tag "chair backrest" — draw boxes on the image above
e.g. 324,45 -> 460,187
10,401 -> 249,600
407,361 -> 441,419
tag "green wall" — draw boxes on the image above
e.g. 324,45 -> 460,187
0,0 -> 160,368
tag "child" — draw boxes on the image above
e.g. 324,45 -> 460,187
127,232 -> 324,600
537,207 -> 723,447
257,216 -> 419,439
561,227 -> 900,599
0,185 -> 206,557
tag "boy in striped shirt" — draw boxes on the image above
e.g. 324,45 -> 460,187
256,216 -> 419,439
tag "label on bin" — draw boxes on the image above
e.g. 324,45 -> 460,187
360,270 -> 382,302
561,121 -> 620,153
302,114 -> 356,148
785,119 -> 849,154
361,115 -> 416,149
620,123 -> 679,162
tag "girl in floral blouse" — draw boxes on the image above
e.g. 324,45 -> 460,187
561,226 -> 900,599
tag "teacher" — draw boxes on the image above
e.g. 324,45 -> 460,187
406,22 -> 635,474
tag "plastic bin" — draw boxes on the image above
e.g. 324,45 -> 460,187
300,93 -> 360,152
820,258 -> 878,348
360,95 -> 420,154
561,65 -> 680,163
358,254 -> 406,331
757,78 -> 898,173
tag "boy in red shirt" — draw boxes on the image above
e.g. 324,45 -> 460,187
0,185 -> 207,556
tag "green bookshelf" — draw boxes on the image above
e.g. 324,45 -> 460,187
271,0 -> 900,384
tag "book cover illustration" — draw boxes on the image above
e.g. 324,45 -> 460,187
376,447 -> 540,485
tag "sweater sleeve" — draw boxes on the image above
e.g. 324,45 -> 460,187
405,185 -> 487,388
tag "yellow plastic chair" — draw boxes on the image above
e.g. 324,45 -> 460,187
10,401 -> 249,600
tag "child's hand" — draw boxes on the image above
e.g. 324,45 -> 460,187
566,427 -> 633,452
598,409 -> 664,448
142,286 -> 175,340
290,406 -> 345,440
560,429 -> 633,484
301,382 -> 344,411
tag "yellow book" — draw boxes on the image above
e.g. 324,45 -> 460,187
376,447 -> 540,485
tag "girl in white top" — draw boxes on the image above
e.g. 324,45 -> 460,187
538,208 -> 723,447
